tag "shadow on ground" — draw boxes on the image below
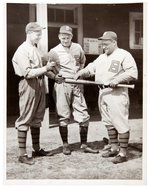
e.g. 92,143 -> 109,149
45,140 -> 142,161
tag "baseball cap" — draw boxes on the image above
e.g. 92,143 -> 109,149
98,31 -> 117,41
25,22 -> 45,33
59,25 -> 73,35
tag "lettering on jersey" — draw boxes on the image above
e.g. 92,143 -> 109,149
108,60 -> 120,73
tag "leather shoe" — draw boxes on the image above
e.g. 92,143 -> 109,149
18,154 -> 34,165
112,154 -> 127,164
32,149 -> 53,157
63,143 -> 71,155
102,149 -> 118,158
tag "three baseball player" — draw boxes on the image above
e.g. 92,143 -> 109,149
12,23 -> 138,165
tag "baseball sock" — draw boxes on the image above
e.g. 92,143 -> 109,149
30,127 -> 40,152
118,131 -> 130,156
18,130 -> 27,156
59,126 -> 68,144
107,126 -> 119,151
80,126 -> 88,145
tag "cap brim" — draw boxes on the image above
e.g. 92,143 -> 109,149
98,37 -> 111,40
34,27 -> 46,31
59,31 -> 72,35
39,27 -> 46,30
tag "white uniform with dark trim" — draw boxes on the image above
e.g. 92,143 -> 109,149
49,42 -> 90,126
12,41 -> 46,131
84,48 -> 138,133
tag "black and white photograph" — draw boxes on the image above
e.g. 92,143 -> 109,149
2,0 -> 148,186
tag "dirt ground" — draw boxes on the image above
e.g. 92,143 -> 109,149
5,117 -> 144,184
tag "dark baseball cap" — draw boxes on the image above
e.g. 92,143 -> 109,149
25,22 -> 45,33
59,25 -> 73,35
98,31 -> 117,41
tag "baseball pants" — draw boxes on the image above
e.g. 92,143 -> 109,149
15,78 -> 46,131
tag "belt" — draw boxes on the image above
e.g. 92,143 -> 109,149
19,75 -> 44,80
37,75 -> 44,79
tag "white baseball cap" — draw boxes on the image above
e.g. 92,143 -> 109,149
25,22 -> 45,33
59,25 -> 73,35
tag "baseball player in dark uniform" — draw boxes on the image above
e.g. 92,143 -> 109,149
12,22 -> 55,165
75,31 -> 138,163
46,25 -> 99,155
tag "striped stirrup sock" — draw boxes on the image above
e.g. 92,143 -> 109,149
118,131 -> 130,149
18,130 -> 27,156
107,127 -> 118,145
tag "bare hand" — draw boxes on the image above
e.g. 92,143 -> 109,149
46,61 -> 56,71
55,74 -> 65,84
109,80 -> 119,88
74,72 -> 82,80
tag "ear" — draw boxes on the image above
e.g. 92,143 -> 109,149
112,40 -> 117,45
70,34 -> 73,39
58,34 -> 61,40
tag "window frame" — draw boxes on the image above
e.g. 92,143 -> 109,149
129,12 -> 143,49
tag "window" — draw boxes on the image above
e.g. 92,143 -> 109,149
48,8 -> 76,24
47,4 -> 83,45
129,12 -> 143,49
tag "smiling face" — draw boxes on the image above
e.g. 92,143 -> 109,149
28,30 -> 42,45
58,33 -> 73,47
101,39 -> 117,55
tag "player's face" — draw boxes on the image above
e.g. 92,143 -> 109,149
58,33 -> 73,47
102,40 -> 116,55
29,30 -> 42,45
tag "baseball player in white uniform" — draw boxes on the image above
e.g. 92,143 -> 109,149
75,31 -> 138,163
46,25 -> 99,155
12,22 -> 55,165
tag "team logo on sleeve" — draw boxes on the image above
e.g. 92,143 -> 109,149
108,60 -> 120,73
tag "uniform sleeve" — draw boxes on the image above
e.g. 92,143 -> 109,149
47,49 -> 60,74
76,57 -> 98,78
86,56 -> 100,76
48,50 -> 59,63
113,52 -> 138,83
14,47 -> 47,78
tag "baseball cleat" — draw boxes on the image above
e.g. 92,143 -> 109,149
32,148 -> 54,157
18,154 -> 35,165
102,149 -> 118,158
112,154 -> 127,164
103,144 -> 111,151
63,143 -> 71,155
